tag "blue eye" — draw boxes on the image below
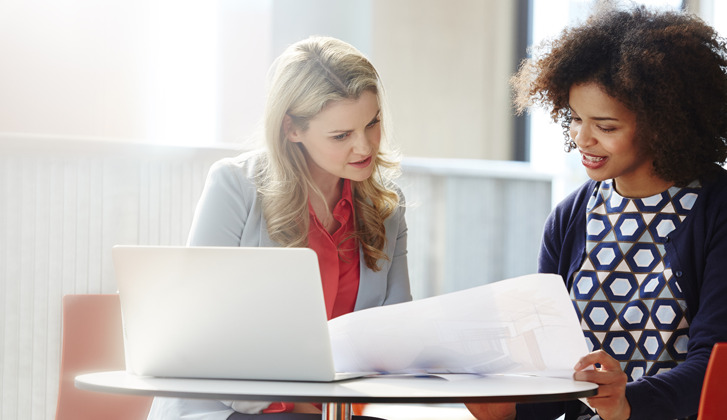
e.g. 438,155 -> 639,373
332,133 -> 349,140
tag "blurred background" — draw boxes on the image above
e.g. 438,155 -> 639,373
1,0 -> 722,418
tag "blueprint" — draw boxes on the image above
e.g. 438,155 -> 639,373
328,273 -> 588,378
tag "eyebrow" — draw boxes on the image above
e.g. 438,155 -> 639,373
570,108 -> 619,122
327,110 -> 381,134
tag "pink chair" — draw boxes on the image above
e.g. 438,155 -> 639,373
55,294 -> 152,420
698,342 -> 727,420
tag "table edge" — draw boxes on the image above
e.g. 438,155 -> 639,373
75,371 -> 598,404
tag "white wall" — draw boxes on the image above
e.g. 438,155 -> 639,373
0,0 -> 518,159
0,137 -> 237,420
372,0 -> 517,160
0,0 -> 150,140
0,0 -> 271,146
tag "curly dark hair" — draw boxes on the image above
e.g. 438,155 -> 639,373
511,5 -> 727,186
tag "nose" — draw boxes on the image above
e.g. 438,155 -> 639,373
352,132 -> 373,155
572,123 -> 595,148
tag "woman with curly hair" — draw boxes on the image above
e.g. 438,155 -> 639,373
146,36 -> 409,420
467,4 -> 727,420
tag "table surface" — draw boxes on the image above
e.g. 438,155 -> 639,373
76,370 -> 598,404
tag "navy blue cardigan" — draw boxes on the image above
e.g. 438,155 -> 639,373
518,168 -> 727,420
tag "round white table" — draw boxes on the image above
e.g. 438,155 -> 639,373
76,370 -> 598,420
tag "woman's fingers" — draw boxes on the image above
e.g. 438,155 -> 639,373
573,365 -> 628,386
574,349 -> 620,371
572,350 -> 631,420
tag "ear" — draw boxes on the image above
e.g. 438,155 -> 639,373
283,114 -> 303,143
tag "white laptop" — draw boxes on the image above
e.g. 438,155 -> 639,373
112,245 -> 368,382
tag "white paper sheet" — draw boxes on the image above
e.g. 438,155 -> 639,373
328,273 -> 588,378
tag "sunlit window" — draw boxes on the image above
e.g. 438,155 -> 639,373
145,0 -> 273,146
146,1 -> 219,146
696,0 -> 727,37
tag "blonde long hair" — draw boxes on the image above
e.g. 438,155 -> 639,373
256,36 -> 401,271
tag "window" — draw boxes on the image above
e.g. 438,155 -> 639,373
695,0 -> 727,37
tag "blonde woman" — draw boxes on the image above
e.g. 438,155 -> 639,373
146,36 -> 410,420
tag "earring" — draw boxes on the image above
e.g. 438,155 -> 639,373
561,114 -> 576,152
564,139 -> 577,152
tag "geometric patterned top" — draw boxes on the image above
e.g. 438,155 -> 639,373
571,179 -> 701,382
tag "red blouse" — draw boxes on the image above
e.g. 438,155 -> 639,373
306,179 -> 360,320
264,180 -> 360,414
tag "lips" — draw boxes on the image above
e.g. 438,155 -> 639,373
349,156 -> 372,168
580,151 -> 607,169
583,154 -> 604,162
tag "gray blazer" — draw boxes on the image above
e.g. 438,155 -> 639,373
187,151 -> 412,310
147,151 -> 412,420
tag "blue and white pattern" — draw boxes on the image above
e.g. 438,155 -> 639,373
571,179 -> 700,381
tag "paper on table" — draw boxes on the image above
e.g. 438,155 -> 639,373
328,273 -> 588,378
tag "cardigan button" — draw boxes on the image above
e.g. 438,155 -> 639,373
675,270 -> 683,277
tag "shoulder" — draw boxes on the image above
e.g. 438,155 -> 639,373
389,182 -> 406,206
697,167 -> 727,222
384,182 -> 407,221
550,179 -> 597,222
207,150 -> 267,189
542,179 -> 596,244
209,150 -> 265,176
356,180 -> 407,212
702,167 -> 727,199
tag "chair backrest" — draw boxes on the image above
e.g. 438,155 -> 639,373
55,294 -> 152,420
698,342 -> 727,420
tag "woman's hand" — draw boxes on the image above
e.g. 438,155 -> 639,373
464,402 -> 516,420
573,350 -> 631,420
